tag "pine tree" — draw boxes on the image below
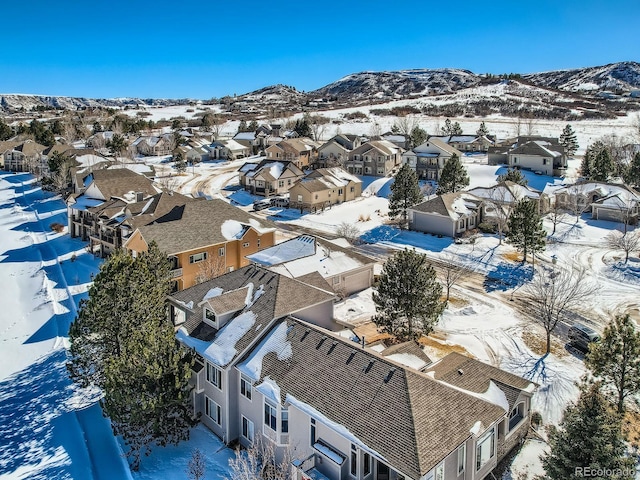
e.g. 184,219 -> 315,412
559,124 -> 579,157
496,167 -> 528,186
506,199 -> 546,263
409,125 -> 427,149
237,120 -> 248,133
451,121 -> 463,135
581,141 -> 608,180
372,249 -> 445,341
476,121 -> 489,137
68,244 -> 195,470
586,314 -> 640,414
592,148 -> 614,182
388,163 -> 423,227
174,152 -> 187,174
541,382 -> 634,480
623,152 -> 640,187
106,133 -> 127,159
294,118 -> 312,138
0,119 -> 13,141
436,154 -> 469,194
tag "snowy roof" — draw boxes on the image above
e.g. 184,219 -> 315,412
246,235 -> 316,266
67,194 -> 105,211
411,192 -> 482,221
468,181 -> 541,204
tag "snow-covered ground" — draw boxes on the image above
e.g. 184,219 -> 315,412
0,172 -> 234,479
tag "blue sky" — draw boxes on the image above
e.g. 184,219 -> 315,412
2,0 -> 638,99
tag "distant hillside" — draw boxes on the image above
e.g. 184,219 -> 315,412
310,68 -> 483,101
523,61 -> 640,93
0,94 -> 190,112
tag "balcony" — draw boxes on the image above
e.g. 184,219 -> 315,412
171,268 -> 183,278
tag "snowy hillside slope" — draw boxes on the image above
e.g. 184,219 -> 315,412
523,61 -> 640,93
0,94 -> 190,112
310,68 -> 483,101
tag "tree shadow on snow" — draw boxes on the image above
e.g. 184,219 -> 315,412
24,290 -> 88,344
0,235 -> 86,264
0,349 -> 100,479
483,262 -> 533,292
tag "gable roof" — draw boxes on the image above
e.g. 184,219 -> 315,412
87,167 -> 158,200
412,138 -> 461,156
509,140 -> 564,158
424,352 -> 535,410
411,192 -> 482,220
467,181 -> 541,204
238,318 -> 514,479
239,159 -> 304,181
131,198 -> 275,254
170,265 -> 336,365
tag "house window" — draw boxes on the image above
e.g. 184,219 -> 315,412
377,168 -> 384,175
288,179 -> 292,185
281,409 -> 289,433
206,363 -> 222,390
363,452 -> 371,476
189,252 -> 207,264
257,238 -> 261,248
264,401 -> 277,431
542,158 -> 548,165
243,242 -> 250,248
204,308 -> 216,324
350,444 -> 357,476
205,397 -> 221,425
513,157 -> 518,164
279,180 -> 284,187
364,167 -> 371,174
240,376 -> 252,400
218,247 -> 225,256
297,195 -> 303,202
315,194 -> 318,200
338,188 -> 343,195
509,402 -> 525,430
457,444 -> 466,474
350,186 -> 354,193
172,306 -> 186,326
476,428 -> 495,471
310,418 -> 316,445
435,462 -> 444,480
242,416 -> 254,442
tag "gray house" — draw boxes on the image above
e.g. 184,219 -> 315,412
237,318 -> 536,480
168,265 -> 337,442
408,192 -> 483,238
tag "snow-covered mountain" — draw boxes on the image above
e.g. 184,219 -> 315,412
311,68 -> 483,102
523,61 -> 640,93
0,94 -> 190,112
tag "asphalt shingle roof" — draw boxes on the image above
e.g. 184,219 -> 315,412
247,319 -> 510,479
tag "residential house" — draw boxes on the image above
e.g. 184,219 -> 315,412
124,199 -> 277,290
488,136 -> 567,177
468,181 -> 548,222
86,131 -> 115,149
316,134 -> 361,169
238,159 -> 304,197
408,192 -> 483,238
67,167 -> 161,256
167,265 -> 337,441
429,134 -> 496,153
208,139 -> 252,160
246,234 -> 376,296
346,140 -> 403,177
132,134 -> 173,156
237,318 -> 535,480
288,167 -> 362,212
548,182 -> 640,224
265,138 -> 319,169
381,132 -> 410,149
2,139 -> 48,173
402,139 -> 462,181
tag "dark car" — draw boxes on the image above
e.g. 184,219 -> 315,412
568,323 -> 601,351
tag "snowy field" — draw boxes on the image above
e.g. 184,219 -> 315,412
0,173 -> 233,480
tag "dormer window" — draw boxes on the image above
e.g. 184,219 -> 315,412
204,307 -> 217,327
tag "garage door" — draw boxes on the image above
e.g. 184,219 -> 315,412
344,269 -> 372,295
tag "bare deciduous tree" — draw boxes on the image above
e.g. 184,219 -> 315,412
186,448 -> 206,480
547,200 -> 568,236
195,253 -> 226,284
521,265 -> 596,355
606,230 -> 640,263
226,436 -> 294,480
438,254 -> 475,302
335,221 -> 361,244
392,116 -> 418,136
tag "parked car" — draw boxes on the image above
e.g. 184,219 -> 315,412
271,196 -> 289,208
252,199 -> 272,211
568,323 -> 601,351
